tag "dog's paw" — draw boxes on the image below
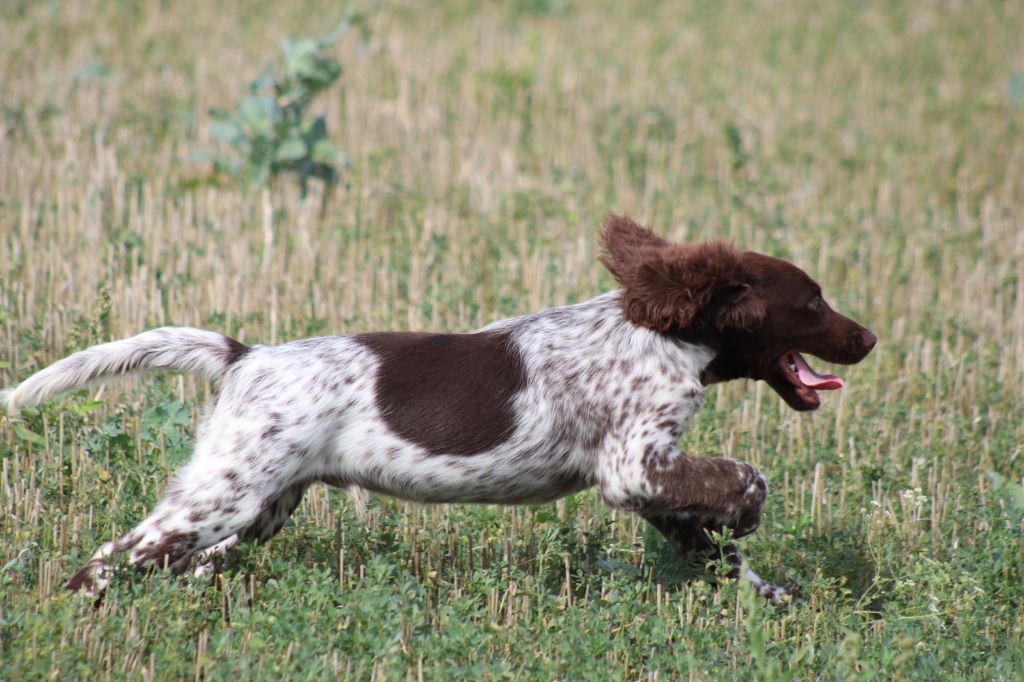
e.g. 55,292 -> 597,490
65,559 -> 111,598
743,567 -> 789,603
192,534 -> 239,578
758,581 -> 789,603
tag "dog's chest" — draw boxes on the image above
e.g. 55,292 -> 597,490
592,347 -> 707,424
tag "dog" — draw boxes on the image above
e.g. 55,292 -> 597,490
3,215 -> 875,600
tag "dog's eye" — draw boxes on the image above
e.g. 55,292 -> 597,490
807,296 -> 824,312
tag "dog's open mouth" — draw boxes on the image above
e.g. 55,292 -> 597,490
772,352 -> 844,410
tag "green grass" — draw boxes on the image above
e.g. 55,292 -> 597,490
2,0 -> 1024,678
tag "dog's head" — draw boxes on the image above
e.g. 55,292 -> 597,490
600,214 -> 876,411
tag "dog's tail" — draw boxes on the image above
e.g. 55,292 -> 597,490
3,327 -> 250,417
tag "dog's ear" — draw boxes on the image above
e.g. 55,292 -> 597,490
604,227 -> 764,332
599,214 -> 671,285
712,282 -> 767,331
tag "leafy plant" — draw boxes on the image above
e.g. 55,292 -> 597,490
140,398 -> 193,467
205,15 -> 364,192
985,469 -> 1024,519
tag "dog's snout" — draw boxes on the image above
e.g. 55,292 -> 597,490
826,323 -> 877,365
860,329 -> 877,352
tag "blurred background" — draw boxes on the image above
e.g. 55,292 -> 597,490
2,1 -> 1022,678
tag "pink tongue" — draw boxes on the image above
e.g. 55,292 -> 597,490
791,353 -> 844,390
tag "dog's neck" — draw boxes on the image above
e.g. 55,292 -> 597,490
487,290 -> 717,392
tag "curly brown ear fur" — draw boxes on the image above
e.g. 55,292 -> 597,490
599,214 -> 671,285
599,215 -> 765,332
713,283 -> 767,331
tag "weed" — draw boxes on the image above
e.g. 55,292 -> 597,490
204,13 -> 366,193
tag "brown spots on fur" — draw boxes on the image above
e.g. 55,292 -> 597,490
638,452 -> 766,525
641,459 -> 767,569
133,530 -> 199,569
357,331 -> 527,456
630,375 -> 650,390
113,532 -> 142,553
223,336 -> 251,365
583,427 -> 605,451
65,560 -> 103,593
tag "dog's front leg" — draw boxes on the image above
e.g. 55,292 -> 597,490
599,433 -> 785,601
642,509 -> 784,601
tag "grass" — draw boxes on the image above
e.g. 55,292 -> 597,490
2,0 -> 1023,678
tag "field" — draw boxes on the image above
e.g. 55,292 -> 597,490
2,0 -> 1023,678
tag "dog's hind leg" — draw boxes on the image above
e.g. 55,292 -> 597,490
65,437 -> 312,595
237,481 -> 310,543
192,481 -> 310,577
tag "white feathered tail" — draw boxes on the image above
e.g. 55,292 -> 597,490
3,327 -> 250,417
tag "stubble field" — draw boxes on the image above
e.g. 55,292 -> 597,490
2,1 -> 1023,678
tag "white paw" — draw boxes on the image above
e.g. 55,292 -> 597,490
193,534 -> 239,578
744,567 -> 788,602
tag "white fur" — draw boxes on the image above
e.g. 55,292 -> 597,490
4,327 -> 235,417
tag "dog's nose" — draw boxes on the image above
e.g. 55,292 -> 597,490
860,330 -> 877,351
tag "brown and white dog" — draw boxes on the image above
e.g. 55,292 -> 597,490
3,215 -> 875,599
